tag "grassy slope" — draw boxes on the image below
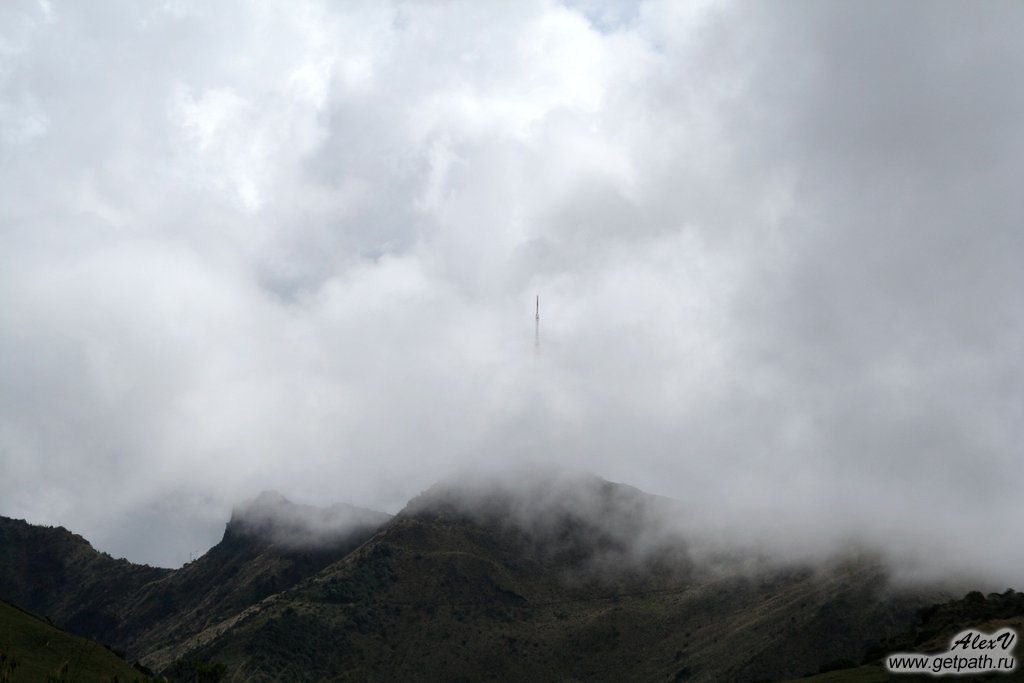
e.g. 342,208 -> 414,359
0,599 -> 145,682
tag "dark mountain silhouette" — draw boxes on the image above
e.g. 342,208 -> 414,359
115,492 -> 391,662
0,492 -> 389,670
0,516 -> 170,645
801,589 -> 1024,681
0,475 -> 1003,681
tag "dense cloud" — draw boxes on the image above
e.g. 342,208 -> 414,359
1,0 -> 1021,578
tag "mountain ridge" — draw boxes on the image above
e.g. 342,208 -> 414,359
0,491 -> 391,667
0,476 -> 983,681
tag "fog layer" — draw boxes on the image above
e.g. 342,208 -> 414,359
1,1 -> 1021,577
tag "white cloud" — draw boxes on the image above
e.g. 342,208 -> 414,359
0,0 -> 1022,582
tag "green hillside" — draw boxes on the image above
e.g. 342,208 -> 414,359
114,494 -> 389,661
161,477 -> 935,681
0,599 -> 146,682
5,476 -> 1017,681
0,494 -> 389,666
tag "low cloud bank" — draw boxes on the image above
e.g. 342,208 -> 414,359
0,1 -> 1021,582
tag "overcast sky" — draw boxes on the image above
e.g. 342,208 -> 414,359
1,0 -> 1022,576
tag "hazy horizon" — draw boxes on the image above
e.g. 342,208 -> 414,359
2,1 -> 1022,582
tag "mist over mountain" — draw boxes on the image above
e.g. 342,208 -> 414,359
227,491 -> 391,549
1,0 -> 1022,643
1,476 -> 986,681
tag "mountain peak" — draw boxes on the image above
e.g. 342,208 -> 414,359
401,469 -> 674,529
226,491 -> 391,549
